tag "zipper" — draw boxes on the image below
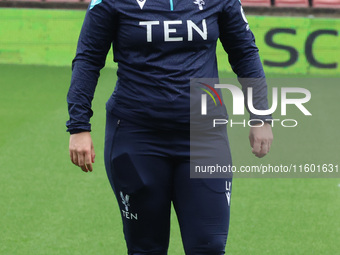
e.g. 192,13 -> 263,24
169,0 -> 174,11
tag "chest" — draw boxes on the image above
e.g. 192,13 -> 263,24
113,0 -> 223,46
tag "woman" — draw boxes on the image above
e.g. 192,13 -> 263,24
67,0 -> 273,254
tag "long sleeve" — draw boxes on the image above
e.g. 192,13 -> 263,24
218,0 -> 272,122
66,0 -> 116,134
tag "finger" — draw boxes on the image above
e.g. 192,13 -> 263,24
78,152 -> 88,172
80,166 -> 88,172
260,142 -> 269,157
252,139 -> 261,156
91,146 -> 96,164
84,163 -> 90,172
70,150 -> 74,164
80,164 -> 88,172
72,151 -> 78,166
85,151 -> 93,172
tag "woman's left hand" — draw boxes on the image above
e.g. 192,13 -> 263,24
249,123 -> 273,158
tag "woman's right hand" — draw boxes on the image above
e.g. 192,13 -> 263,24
69,132 -> 96,172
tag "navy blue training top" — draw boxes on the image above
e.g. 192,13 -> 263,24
66,0 -> 271,133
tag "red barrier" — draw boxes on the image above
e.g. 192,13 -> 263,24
241,0 -> 271,6
313,0 -> 340,7
275,0 -> 309,7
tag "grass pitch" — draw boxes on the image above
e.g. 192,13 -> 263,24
0,64 -> 339,255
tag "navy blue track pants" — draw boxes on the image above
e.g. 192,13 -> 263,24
104,111 -> 232,255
